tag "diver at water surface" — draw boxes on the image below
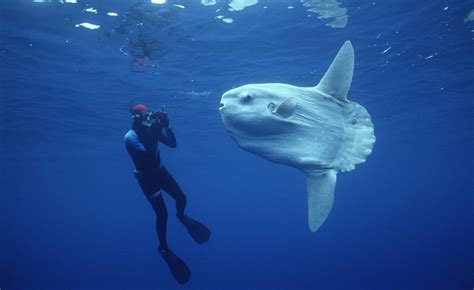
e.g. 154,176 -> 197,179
124,102 -> 210,284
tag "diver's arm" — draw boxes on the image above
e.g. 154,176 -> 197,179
159,128 -> 177,148
157,111 -> 176,148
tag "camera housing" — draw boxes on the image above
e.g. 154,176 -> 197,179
132,111 -> 162,128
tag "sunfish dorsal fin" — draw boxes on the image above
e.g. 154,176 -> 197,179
306,170 -> 337,232
316,41 -> 354,102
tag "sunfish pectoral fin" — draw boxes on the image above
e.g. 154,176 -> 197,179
306,170 -> 337,232
316,40 -> 354,102
273,97 -> 296,118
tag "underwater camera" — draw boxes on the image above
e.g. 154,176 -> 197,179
134,108 -> 166,128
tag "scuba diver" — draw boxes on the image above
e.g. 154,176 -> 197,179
124,102 -> 211,284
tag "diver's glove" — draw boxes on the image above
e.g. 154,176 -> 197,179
159,112 -> 170,129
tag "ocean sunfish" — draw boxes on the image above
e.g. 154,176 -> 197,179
219,41 -> 375,232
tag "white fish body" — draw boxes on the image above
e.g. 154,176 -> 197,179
219,41 -> 375,232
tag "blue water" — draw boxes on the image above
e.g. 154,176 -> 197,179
1,0 -> 473,289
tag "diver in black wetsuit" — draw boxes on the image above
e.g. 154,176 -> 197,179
124,103 -> 210,284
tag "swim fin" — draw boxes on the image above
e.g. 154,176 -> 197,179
180,216 -> 211,244
159,247 -> 191,284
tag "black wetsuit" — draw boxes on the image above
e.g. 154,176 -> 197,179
125,122 -> 186,249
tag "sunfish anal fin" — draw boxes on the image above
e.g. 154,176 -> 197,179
306,170 -> 337,232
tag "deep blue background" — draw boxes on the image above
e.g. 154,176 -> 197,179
1,0 -> 473,289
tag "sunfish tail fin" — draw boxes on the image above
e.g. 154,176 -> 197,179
316,41 -> 354,102
336,102 -> 376,172
306,170 -> 337,232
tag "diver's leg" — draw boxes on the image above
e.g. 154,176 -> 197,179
159,166 -> 210,244
158,167 -> 187,219
136,174 -> 190,283
148,193 -> 169,250
150,192 -> 191,284
136,172 -> 170,249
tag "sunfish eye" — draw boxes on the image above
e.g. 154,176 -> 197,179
268,102 -> 276,112
245,94 -> 252,101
